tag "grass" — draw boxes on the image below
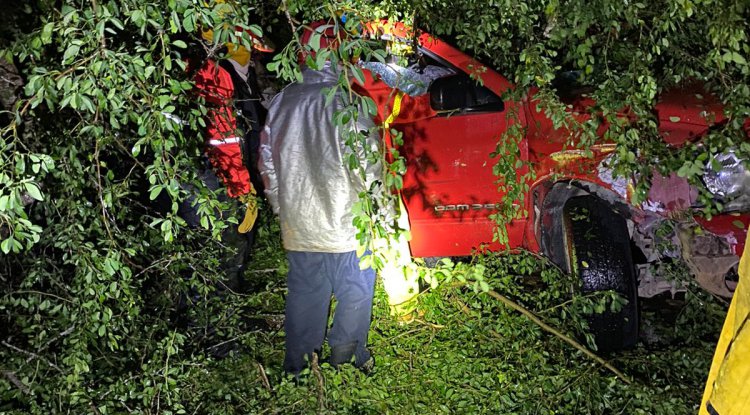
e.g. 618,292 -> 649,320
173,218 -> 723,414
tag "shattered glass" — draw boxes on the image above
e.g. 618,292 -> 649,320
703,151 -> 750,212
361,61 -> 455,96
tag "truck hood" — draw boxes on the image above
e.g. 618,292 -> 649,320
655,82 -> 727,146
526,80 -> 729,152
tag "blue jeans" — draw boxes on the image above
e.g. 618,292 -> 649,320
284,250 -> 376,373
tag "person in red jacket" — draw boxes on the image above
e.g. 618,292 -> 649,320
178,35 -> 260,293
193,58 -> 255,198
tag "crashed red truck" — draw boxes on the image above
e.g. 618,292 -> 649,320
333,21 -> 750,351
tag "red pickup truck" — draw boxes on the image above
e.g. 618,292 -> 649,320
351,22 -> 750,350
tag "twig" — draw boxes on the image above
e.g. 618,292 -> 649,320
258,399 -> 305,415
310,353 -> 326,413
390,328 -> 423,341
551,365 -> 594,400
0,75 -> 20,85
8,290 -> 72,304
280,0 -> 298,34
133,257 -> 176,279
539,291 -> 606,314
616,396 -> 635,415
53,54 -> 96,81
247,268 -> 280,274
413,319 -> 445,329
2,370 -> 31,395
93,139 -> 116,244
2,341 -> 62,372
163,331 -> 176,400
121,401 -> 134,413
451,294 -> 473,316
485,289 -> 632,384
257,362 -> 271,391
28,324 -> 75,364
90,0 -> 107,50
112,137 -> 147,171
206,335 -> 240,352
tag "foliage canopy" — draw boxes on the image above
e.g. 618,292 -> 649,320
1,0 -> 747,413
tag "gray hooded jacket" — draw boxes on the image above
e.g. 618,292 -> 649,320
259,64 -> 380,253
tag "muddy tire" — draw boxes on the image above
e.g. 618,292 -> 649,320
564,196 -> 639,352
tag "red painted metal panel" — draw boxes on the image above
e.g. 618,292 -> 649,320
355,21 -> 748,260
395,109 -> 511,255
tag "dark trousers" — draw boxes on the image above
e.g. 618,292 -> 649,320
284,250 -> 376,373
178,162 -> 256,292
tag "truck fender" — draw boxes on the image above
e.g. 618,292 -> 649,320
537,180 -> 634,273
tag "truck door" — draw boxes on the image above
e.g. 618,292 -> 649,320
394,72 -> 512,257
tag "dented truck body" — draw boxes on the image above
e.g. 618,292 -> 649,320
358,23 -> 750,305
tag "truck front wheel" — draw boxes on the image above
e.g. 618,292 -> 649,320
563,196 -> 639,352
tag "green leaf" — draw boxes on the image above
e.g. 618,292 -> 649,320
359,254 -> 372,270
149,186 -> 162,200
24,182 -> 43,201
677,163 -> 690,177
248,24 -> 263,38
80,95 -> 95,113
351,66 -> 366,86
41,22 -> 54,44
182,14 -> 195,32
0,237 -> 11,254
110,17 -> 125,31
315,49 -> 329,71
62,44 -> 80,63
364,96 -> 377,116
309,32 -> 321,51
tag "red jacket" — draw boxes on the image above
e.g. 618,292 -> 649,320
192,59 -> 252,198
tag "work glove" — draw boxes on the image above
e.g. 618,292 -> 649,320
237,188 -> 258,233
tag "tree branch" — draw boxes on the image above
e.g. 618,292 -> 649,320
485,289 -> 633,384
28,324 -> 75,364
2,341 -> 63,373
280,0 -> 298,34
2,370 -> 30,395
311,353 -> 326,412
257,362 -> 271,391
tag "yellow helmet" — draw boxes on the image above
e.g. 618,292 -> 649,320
200,0 -> 274,65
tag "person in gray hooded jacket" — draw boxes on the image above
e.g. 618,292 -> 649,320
259,60 -> 380,375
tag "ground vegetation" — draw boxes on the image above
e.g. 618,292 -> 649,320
1,0 -> 747,413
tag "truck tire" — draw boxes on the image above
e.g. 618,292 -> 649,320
564,195 -> 639,352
